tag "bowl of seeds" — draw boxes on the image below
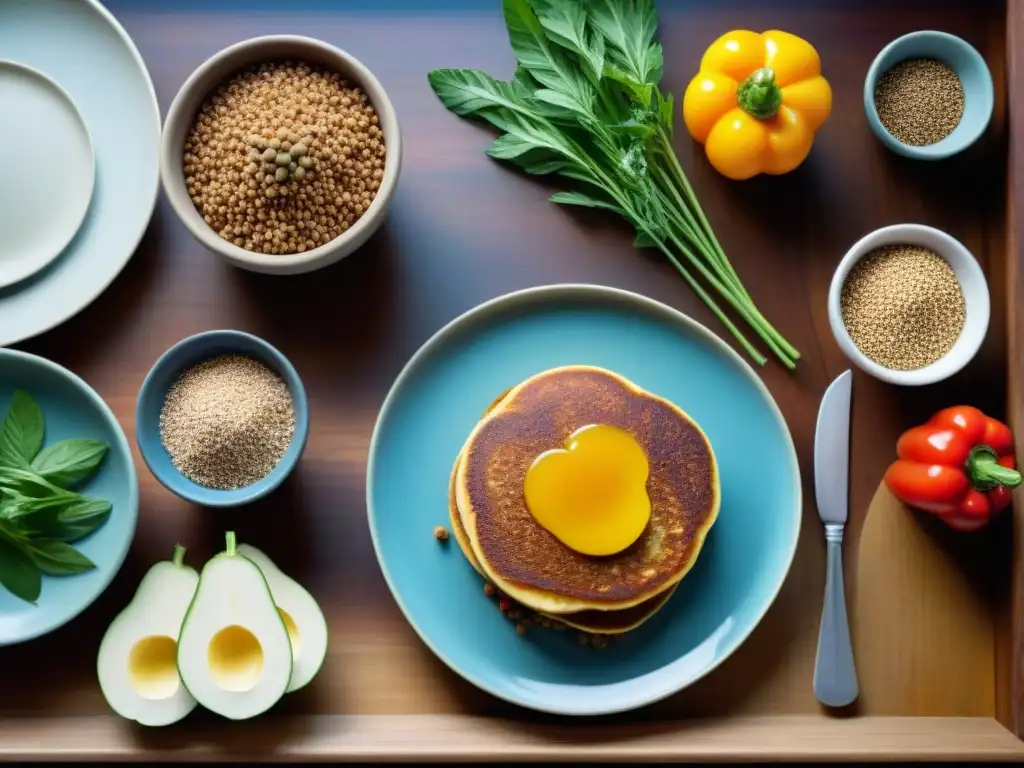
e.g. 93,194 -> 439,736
135,330 -> 310,507
864,31 -> 993,160
827,223 -> 990,386
160,35 -> 401,275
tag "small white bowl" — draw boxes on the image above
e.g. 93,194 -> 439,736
160,35 -> 402,275
827,224 -> 989,386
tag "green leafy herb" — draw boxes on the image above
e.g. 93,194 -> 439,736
428,0 -> 799,367
0,536 -> 41,603
27,498 -> 112,543
31,438 -> 108,488
20,539 -> 96,576
0,390 -> 112,604
0,389 -> 44,467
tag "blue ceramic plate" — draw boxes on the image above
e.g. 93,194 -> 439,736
367,284 -> 801,715
0,349 -> 139,646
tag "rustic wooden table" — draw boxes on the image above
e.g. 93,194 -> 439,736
2,0 -> 1023,761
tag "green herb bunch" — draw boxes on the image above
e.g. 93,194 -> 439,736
428,0 -> 799,368
0,390 -> 113,604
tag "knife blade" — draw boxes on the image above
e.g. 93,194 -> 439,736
814,369 -> 852,524
812,369 -> 858,708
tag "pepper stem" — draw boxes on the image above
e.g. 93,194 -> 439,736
737,67 -> 783,120
172,543 -> 186,568
965,445 -> 1022,492
225,531 -> 237,556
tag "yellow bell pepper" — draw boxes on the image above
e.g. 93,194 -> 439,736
683,30 -> 832,181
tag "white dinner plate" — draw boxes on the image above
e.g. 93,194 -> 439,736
0,61 -> 95,289
0,0 -> 160,346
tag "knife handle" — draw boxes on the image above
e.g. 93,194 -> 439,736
813,523 -> 859,708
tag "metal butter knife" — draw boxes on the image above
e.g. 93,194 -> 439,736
812,369 -> 859,708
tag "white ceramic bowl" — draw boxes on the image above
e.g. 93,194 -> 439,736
827,224 -> 989,386
160,35 -> 402,275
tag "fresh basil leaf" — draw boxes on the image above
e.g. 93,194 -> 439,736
22,539 -> 95,576
0,490 -> 81,521
0,535 -> 41,603
0,390 -> 44,467
0,466 -> 78,499
28,498 -> 111,542
30,438 -> 108,488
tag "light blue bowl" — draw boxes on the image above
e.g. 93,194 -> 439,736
135,330 -> 309,508
0,349 -> 138,646
367,285 -> 802,715
864,31 -> 994,160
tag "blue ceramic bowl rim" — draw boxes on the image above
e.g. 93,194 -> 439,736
365,283 -> 803,716
863,30 -> 994,159
134,329 -> 309,508
0,347 -> 139,644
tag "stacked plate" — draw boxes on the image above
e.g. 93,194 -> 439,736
0,0 -> 160,347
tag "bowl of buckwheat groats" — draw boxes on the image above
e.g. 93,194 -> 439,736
160,35 -> 401,275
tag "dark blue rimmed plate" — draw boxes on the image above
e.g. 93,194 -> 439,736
367,284 -> 801,715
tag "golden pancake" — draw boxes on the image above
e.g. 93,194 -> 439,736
456,365 -> 720,614
447,454 -> 675,634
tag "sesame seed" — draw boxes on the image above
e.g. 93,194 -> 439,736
840,245 -> 965,371
159,354 -> 296,490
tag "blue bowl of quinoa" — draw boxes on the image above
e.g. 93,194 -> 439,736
136,330 -> 309,507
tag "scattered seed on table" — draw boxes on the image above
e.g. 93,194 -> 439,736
434,525 -> 450,542
840,245 -> 965,371
874,58 -> 964,146
159,354 -> 295,490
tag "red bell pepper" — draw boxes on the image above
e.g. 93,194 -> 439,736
883,405 -> 1021,532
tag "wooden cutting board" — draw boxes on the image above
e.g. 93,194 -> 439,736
854,482 -> 997,716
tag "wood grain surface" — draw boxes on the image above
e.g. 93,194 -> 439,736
1,0 -> 1021,760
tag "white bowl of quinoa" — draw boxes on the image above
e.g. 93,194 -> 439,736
827,223 -> 990,386
160,35 -> 401,275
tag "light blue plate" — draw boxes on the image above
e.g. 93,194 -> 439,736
0,349 -> 139,646
0,0 -> 159,346
367,285 -> 802,715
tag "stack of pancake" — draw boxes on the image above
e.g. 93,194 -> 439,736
448,365 -> 721,637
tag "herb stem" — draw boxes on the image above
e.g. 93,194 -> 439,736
657,128 -> 753,303
652,167 -> 746,298
654,132 -> 801,362
649,236 -> 768,365
665,231 -> 795,368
